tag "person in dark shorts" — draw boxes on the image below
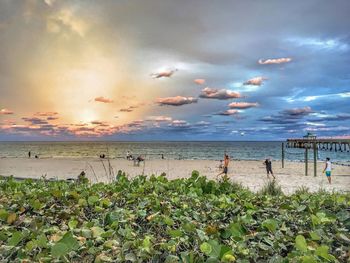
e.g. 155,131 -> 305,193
217,154 -> 230,178
134,156 -> 144,166
264,158 -> 275,179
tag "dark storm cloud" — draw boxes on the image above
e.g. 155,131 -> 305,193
47,116 -> 59,121
260,107 -> 313,124
282,107 -> 313,117
120,106 -> 138,112
22,117 -> 48,125
216,110 -> 239,116
308,113 -> 350,122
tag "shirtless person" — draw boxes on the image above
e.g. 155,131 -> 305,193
217,154 -> 230,178
264,158 -> 275,180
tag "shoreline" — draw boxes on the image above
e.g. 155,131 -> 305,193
1,156 -> 348,164
0,157 -> 349,194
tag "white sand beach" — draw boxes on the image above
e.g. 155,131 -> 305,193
0,157 -> 349,194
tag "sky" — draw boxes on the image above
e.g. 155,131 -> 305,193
0,0 -> 349,141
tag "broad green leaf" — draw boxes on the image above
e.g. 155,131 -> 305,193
183,222 -> 196,232
336,233 -> 350,244
309,231 -> 321,241
311,215 -> 320,226
59,232 -> 80,250
36,234 -> 48,248
208,240 -> 221,258
168,229 -> 183,238
262,219 -> 278,232
31,199 -> 42,210
297,205 -> 307,212
165,255 -> 179,263
81,228 -> 92,238
229,222 -> 244,238
0,209 -> 8,221
200,242 -> 212,255
51,243 -> 69,257
8,231 -> 23,246
25,240 -> 37,251
295,235 -> 307,252
301,256 -> 317,263
78,198 -> 87,207
91,226 -> 105,238
222,254 -> 236,262
336,210 -> 350,222
125,253 -> 137,262
142,235 -> 152,253
68,219 -> 78,229
163,216 -> 175,226
315,245 -> 336,261
51,232 -> 80,257
88,195 -> 99,206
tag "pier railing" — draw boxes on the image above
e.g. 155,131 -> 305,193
282,138 -> 350,176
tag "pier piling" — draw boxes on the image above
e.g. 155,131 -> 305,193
282,143 -> 285,168
305,147 -> 308,176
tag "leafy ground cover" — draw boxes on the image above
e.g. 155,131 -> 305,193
0,171 -> 349,262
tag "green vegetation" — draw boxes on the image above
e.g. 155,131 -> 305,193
258,180 -> 283,196
0,171 -> 349,262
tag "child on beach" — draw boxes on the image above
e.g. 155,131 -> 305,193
323,157 -> 332,184
126,151 -> 133,160
263,158 -> 275,180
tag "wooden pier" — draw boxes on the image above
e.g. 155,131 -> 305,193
282,134 -> 350,176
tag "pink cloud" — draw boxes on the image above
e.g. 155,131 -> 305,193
156,96 -> 198,106
199,87 -> 242,100
146,116 -> 172,122
151,69 -> 178,79
243,76 -> 267,86
94,96 -> 114,103
228,102 -> 259,109
169,120 -> 189,127
258,57 -> 292,65
0,108 -> 14,115
34,112 -> 58,117
194,79 -> 206,85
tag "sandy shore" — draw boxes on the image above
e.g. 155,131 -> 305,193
0,157 -> 349,194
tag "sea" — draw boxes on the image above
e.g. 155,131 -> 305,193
0,141 -> 349,162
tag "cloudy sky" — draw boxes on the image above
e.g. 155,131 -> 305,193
0,0 -> 349,140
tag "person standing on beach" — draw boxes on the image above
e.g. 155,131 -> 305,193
323,157 -> 332,184
28,151 -> 31,158
264,158 -> 275,180
217,154 -> 230,178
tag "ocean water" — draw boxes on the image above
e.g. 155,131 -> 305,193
0,141 -> 349,162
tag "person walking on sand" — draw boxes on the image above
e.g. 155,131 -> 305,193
264,158 -> 275,180
323,157 -> 332,184
217,154 -> 230,178
28,151 -> 31,158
